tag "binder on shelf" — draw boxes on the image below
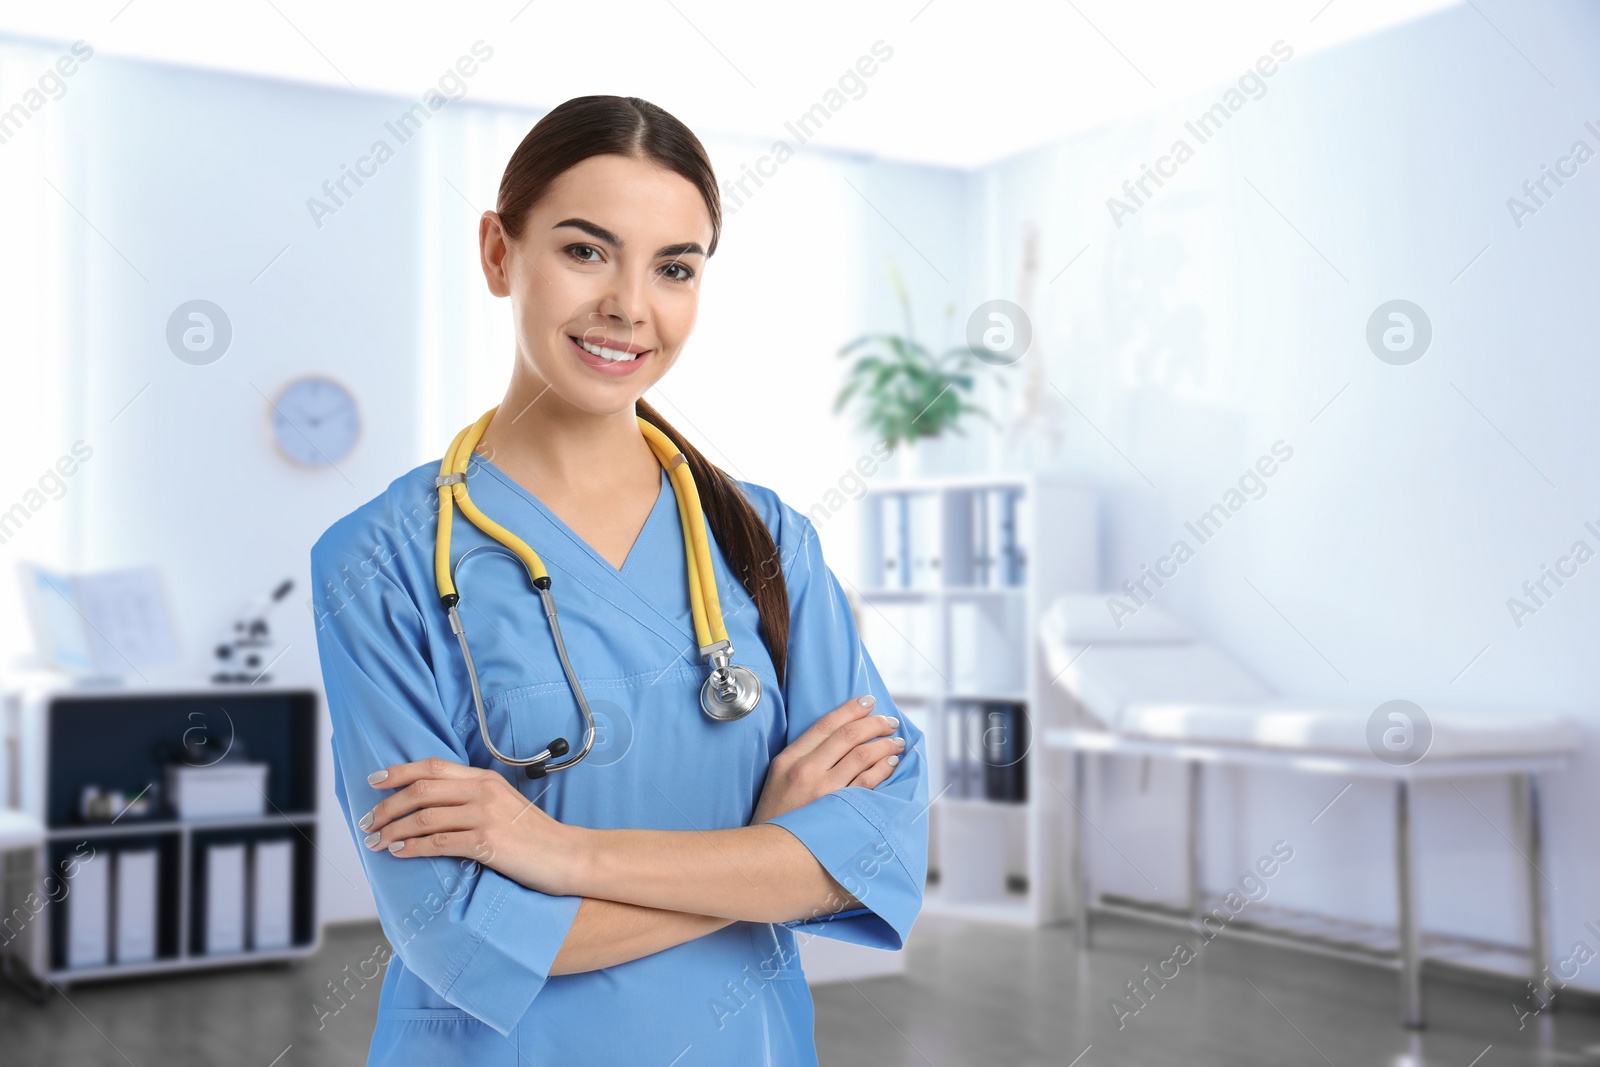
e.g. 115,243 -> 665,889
861,602 -> 909,692
971,490 -> 992,586
949,599 -> 1009,694
890,493 -> 912,588
944,704 -> 967,799
981,702 -> 1029,803
67,848 -> 110,968
251,839 -> 293,950
906,601 -> 941,692
902,705 -> 932,756
1010,490 -> 1030,587
907,492 -> 940,589
203,843 -> 246,955
861,598 -> 941,693
987,488 -> 1023,586
962,704 -> 985,798
984,489 -> 1006,587
113,848 -> 158,964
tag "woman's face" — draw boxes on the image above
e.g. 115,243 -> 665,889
481,152 -> 714,417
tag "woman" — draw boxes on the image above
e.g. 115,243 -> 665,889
310,95 -> 928,1066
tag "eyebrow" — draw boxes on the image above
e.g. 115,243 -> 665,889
554,217 -> 705,259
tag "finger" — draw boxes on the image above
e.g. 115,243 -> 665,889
367,756 -> 488,791
825,735 -> 904,791
362,777 -> 482,833
812,711 -> 899,773
849,752 -> 902,790
366,804 -> 480,854
384,829 -> 489,861
783,696 -> 877,760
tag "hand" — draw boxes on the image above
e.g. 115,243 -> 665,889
358,757 -> 583,896
752,695 -> 905,824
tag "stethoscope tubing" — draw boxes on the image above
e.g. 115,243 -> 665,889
434,406 -> 761,778
448,544 -> 596,774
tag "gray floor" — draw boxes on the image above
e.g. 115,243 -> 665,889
4,913 -> 1600,1065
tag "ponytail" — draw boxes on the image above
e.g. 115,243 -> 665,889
636,398 -> 790,689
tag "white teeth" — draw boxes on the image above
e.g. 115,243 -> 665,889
576,337 -> 639,362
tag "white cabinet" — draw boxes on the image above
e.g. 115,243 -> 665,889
856,474 -> 1097,925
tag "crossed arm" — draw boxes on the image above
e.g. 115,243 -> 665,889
545,826 -> 849,974
357,695 -> 905,974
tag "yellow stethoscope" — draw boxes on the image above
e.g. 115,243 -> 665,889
434,406 -> 763,778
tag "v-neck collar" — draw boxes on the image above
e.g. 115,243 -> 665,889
473,456 -> 671,578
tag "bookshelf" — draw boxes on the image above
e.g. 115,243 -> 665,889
1,684 -> 322,989
855,473 -> 1097,926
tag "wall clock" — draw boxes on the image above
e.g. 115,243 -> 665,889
269,375 -> 361,467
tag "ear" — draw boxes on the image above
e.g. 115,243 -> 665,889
480,211 -> 514,299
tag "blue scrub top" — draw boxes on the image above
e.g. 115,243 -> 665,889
309,448 -> 929,1066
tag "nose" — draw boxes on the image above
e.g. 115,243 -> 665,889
591,264 -> 651,337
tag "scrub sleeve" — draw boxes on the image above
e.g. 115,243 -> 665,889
764,507 -> 930,951
313,554 -> 583,1039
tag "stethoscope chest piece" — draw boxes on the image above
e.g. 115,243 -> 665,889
701,664 -> 761,721
700,641 -> 761,721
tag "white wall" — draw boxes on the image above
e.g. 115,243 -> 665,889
958,0 -> 1600,980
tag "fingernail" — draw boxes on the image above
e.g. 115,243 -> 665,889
857,695 -> 875,708
387,841 -> 405,854
364,832 -> 381,849
368,769 -> 389,785
882,716 -> 898,729
358,811 -> 374,831
894,736 -> 906,748
887,754 -> 900,766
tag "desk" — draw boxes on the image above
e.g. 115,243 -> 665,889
1044,728 -> 1569,1028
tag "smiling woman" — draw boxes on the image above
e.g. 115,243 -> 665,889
310,95 -> 929,1067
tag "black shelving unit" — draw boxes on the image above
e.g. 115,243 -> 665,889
9,685 -> 322,988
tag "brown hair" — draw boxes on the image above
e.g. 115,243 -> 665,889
494,95 -> 790,687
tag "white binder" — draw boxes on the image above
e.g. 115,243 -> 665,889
944,704 -> 967,798
950,597 -> 1025,695
970,490 -> 992,586
1011,490 -> 1030,586
859,601 -> 909,692
880,493 -> 908,588
906,602 -> 941,692
67,849 -> 109,968
204,843 -> 246,955
251,840 -> 293,950
963,705 -> 986,798
907,492 -> 940,589
950,600 -> 998,693
114,848 -> 158,963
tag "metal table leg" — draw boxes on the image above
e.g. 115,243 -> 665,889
1513,773 -> 1550,1006
1187,761 -> 1203,919
1396,779 -> 1423,1028
1073,749 -> 1090,949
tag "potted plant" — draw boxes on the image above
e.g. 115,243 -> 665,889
834,260 -> 1000,470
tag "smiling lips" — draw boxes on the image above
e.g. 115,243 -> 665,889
568,333 -> 651,377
